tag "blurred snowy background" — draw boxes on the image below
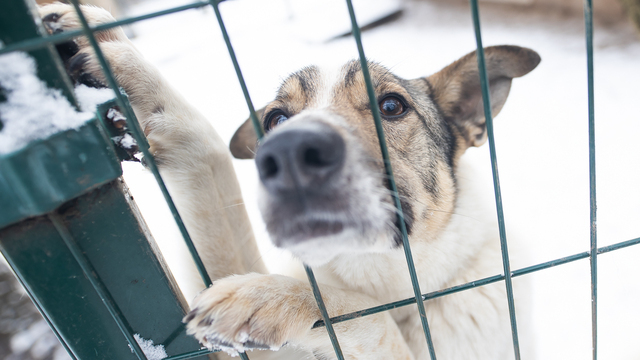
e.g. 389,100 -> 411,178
2,0 -> 640,359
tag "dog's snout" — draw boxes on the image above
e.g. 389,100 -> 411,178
256,123 -> 345,195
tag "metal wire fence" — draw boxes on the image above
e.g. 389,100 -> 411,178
1,0 -> 639,359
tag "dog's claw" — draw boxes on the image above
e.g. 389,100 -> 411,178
243,340 -> 271,350
106,107 -> 127,129
201,334 -> 273,353
67,53 -> 105,88
42,13 -> 63,34
67,53 -> 88,76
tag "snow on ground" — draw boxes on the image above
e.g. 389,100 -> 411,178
117,0 -> 640,359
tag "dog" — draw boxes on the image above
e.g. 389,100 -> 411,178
39,4 -> 540,359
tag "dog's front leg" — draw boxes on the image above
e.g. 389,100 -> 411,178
38,4 -> 267,283
185,273 -> 414,360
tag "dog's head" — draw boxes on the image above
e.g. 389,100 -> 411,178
230,46 -> 540,266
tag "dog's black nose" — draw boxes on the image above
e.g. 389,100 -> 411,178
255,122 -> 345,195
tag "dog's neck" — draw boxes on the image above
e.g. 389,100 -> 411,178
313,153 -> 501,304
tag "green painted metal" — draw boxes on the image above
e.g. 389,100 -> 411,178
0,0 -> 78,106
583,0 -> 598,358
305,265 -> 345,360
468,1 -> 521,358
344,0 -> 438,359
0,0 -> 121,230
4,254 -> 81,360
0,180 -> 208,359
47,211 -> 148,360
0,117 -> 122,229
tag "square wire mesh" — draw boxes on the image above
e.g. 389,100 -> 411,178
1,0 -> 639,359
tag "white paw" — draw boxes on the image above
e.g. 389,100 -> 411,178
184,273 -> 320,355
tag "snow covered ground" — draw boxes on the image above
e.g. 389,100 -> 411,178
115,0 -> 640,359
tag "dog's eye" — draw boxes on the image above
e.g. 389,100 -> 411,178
265,110 -> 289,132
379,96 -> 406,117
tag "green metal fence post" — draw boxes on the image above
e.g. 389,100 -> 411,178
0,1 -> 211,358
583,0 -> 598,358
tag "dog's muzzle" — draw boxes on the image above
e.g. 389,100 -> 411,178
255,121 -> 345,198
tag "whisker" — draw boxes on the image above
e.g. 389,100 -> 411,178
221,202 -> 245,210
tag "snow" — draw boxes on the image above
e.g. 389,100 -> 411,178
106,106 -> 126,123
10,319 -> 61,358
113,133 -> 138,150
120,133 -> 137,149
0,51 -> 94,155
130,333 -> 168,360
74,83 -> 115,113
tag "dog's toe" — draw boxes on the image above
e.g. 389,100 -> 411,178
199,331 -> 272,353
242,340 -> 271,351
184,274 -> 319,354
67,52 -> 105,88
42,13 -> 63,34
55,40 -> 80,64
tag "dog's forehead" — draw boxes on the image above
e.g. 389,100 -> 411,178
276,61 -> 401,109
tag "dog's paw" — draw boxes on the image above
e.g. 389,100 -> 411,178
39,4 -> 126,43
184,273 -> 321,355
38,4 -> 131,88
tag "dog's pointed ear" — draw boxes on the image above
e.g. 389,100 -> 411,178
229,107 -> 266,159
427,45 -> 540,148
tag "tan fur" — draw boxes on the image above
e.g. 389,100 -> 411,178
38,4 -> 267,287
40,4 -> 540,359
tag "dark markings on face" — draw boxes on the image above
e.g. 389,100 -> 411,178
419,163 -> 439,197
381,177 -> 415,246
422,77 -> 458,171
341,60 -> 401,94
394,184 -> 415,247
276,66 -> 320,104
270,66 -> 321,124
339,62 -> 457,219
343,60 -> 361,87
293,65 -> 319,100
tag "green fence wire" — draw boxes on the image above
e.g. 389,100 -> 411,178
583,0 -> 598,358
469,1 -> 521,358
0,0 -> 632,359
345,0 -> 438,358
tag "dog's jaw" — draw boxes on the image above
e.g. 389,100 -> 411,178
257,183 -> 398,267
